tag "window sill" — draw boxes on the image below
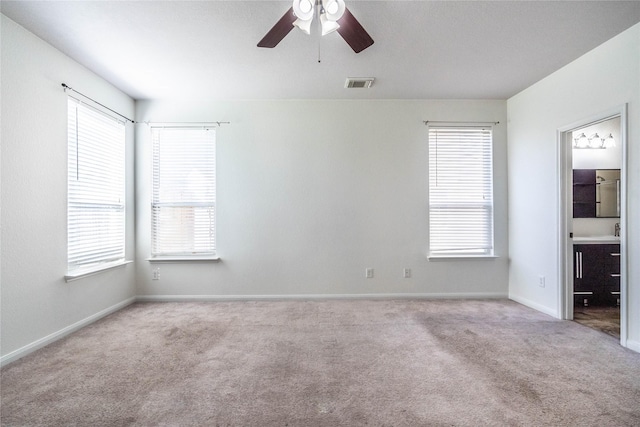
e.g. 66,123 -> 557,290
65,260 -> 133,282
147,256 -> 220,263
428,254 -> 498,261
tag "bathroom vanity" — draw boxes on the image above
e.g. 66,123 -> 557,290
573,237 -> 620,307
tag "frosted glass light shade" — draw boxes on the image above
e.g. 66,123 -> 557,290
574,133 -> 589,148
588,133 -> 602,148
321,14 -> 340,35
322,0 -> 345,21
602,133 -> 616,148
293,0 -> 315,20
293,18 -> 312,35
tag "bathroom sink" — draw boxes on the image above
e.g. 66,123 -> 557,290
573,235 -> 620,244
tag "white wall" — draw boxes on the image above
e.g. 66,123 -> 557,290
0,15 -> 137,363
507,23 -> 640,349
135,99 -> 508,299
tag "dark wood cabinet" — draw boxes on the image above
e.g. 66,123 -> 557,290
574,244 -> 620,307
573,169 -> 596,218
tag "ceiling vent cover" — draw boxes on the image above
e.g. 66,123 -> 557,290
345,77 -> 375,89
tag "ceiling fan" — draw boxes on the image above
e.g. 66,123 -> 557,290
258,0 -> 374,53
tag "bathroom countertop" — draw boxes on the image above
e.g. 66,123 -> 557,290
573,236 -> 620,244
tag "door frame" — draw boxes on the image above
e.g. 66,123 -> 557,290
557,104 -> 628,347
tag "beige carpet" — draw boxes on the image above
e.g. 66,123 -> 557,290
2,299 -> 640,426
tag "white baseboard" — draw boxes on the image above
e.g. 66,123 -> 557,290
0,297 -> 136,367
625,339 -> 640,353
509,293 -> 560,318
135,292 -> 508,302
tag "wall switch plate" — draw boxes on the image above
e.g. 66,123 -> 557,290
403,268 -> 412,278
152,268 -> 160,280
538,276 -> 545,287
366,268 -> 374,279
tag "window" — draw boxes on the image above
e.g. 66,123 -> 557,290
67,99 -> 126,273
428,126 -> 494,256
151,127 -> 216,258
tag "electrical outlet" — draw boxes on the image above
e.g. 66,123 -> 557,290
152,268 -> 160,280
366,268 -> 374,279
403,268 -> 412,278
538,275 -> 545,288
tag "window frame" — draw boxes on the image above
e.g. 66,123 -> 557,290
66,97 -> 128,280
427,125 -> 495,259
149,125 -> 218,261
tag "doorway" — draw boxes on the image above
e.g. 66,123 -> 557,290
558,105 -> 628,346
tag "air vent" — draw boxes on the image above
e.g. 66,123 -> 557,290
345,77 -> 375,89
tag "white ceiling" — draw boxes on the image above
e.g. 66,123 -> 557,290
2,1 -> 640,100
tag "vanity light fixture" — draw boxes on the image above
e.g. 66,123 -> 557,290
588,133 -> 603,148
602,133 -> 616,148
573,132 -> 616,149
573,133 -> 589,148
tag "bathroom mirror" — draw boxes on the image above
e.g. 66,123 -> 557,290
596,169 -> 620,218
573,168 -> 620,218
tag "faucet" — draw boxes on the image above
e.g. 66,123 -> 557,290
614,223 -> 620,237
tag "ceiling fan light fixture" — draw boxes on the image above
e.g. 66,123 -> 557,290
293,18 -> 313,35
258,1 -> 373,53
292,0 -> 315,21
322,0 -> 345,21
320,14 -> 340,35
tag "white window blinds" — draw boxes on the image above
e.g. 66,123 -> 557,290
428,126 -> 494,256
151,127 -> 216,257
67,99 -> 125,271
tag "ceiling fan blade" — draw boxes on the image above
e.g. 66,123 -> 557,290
337,7 -> 374,53
258,7 -> 297,48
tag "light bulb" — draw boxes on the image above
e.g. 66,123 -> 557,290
321,0 -> 345,21
293,0 -> 314,21
300,0 -> 312,13
327,0 -> 339,14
